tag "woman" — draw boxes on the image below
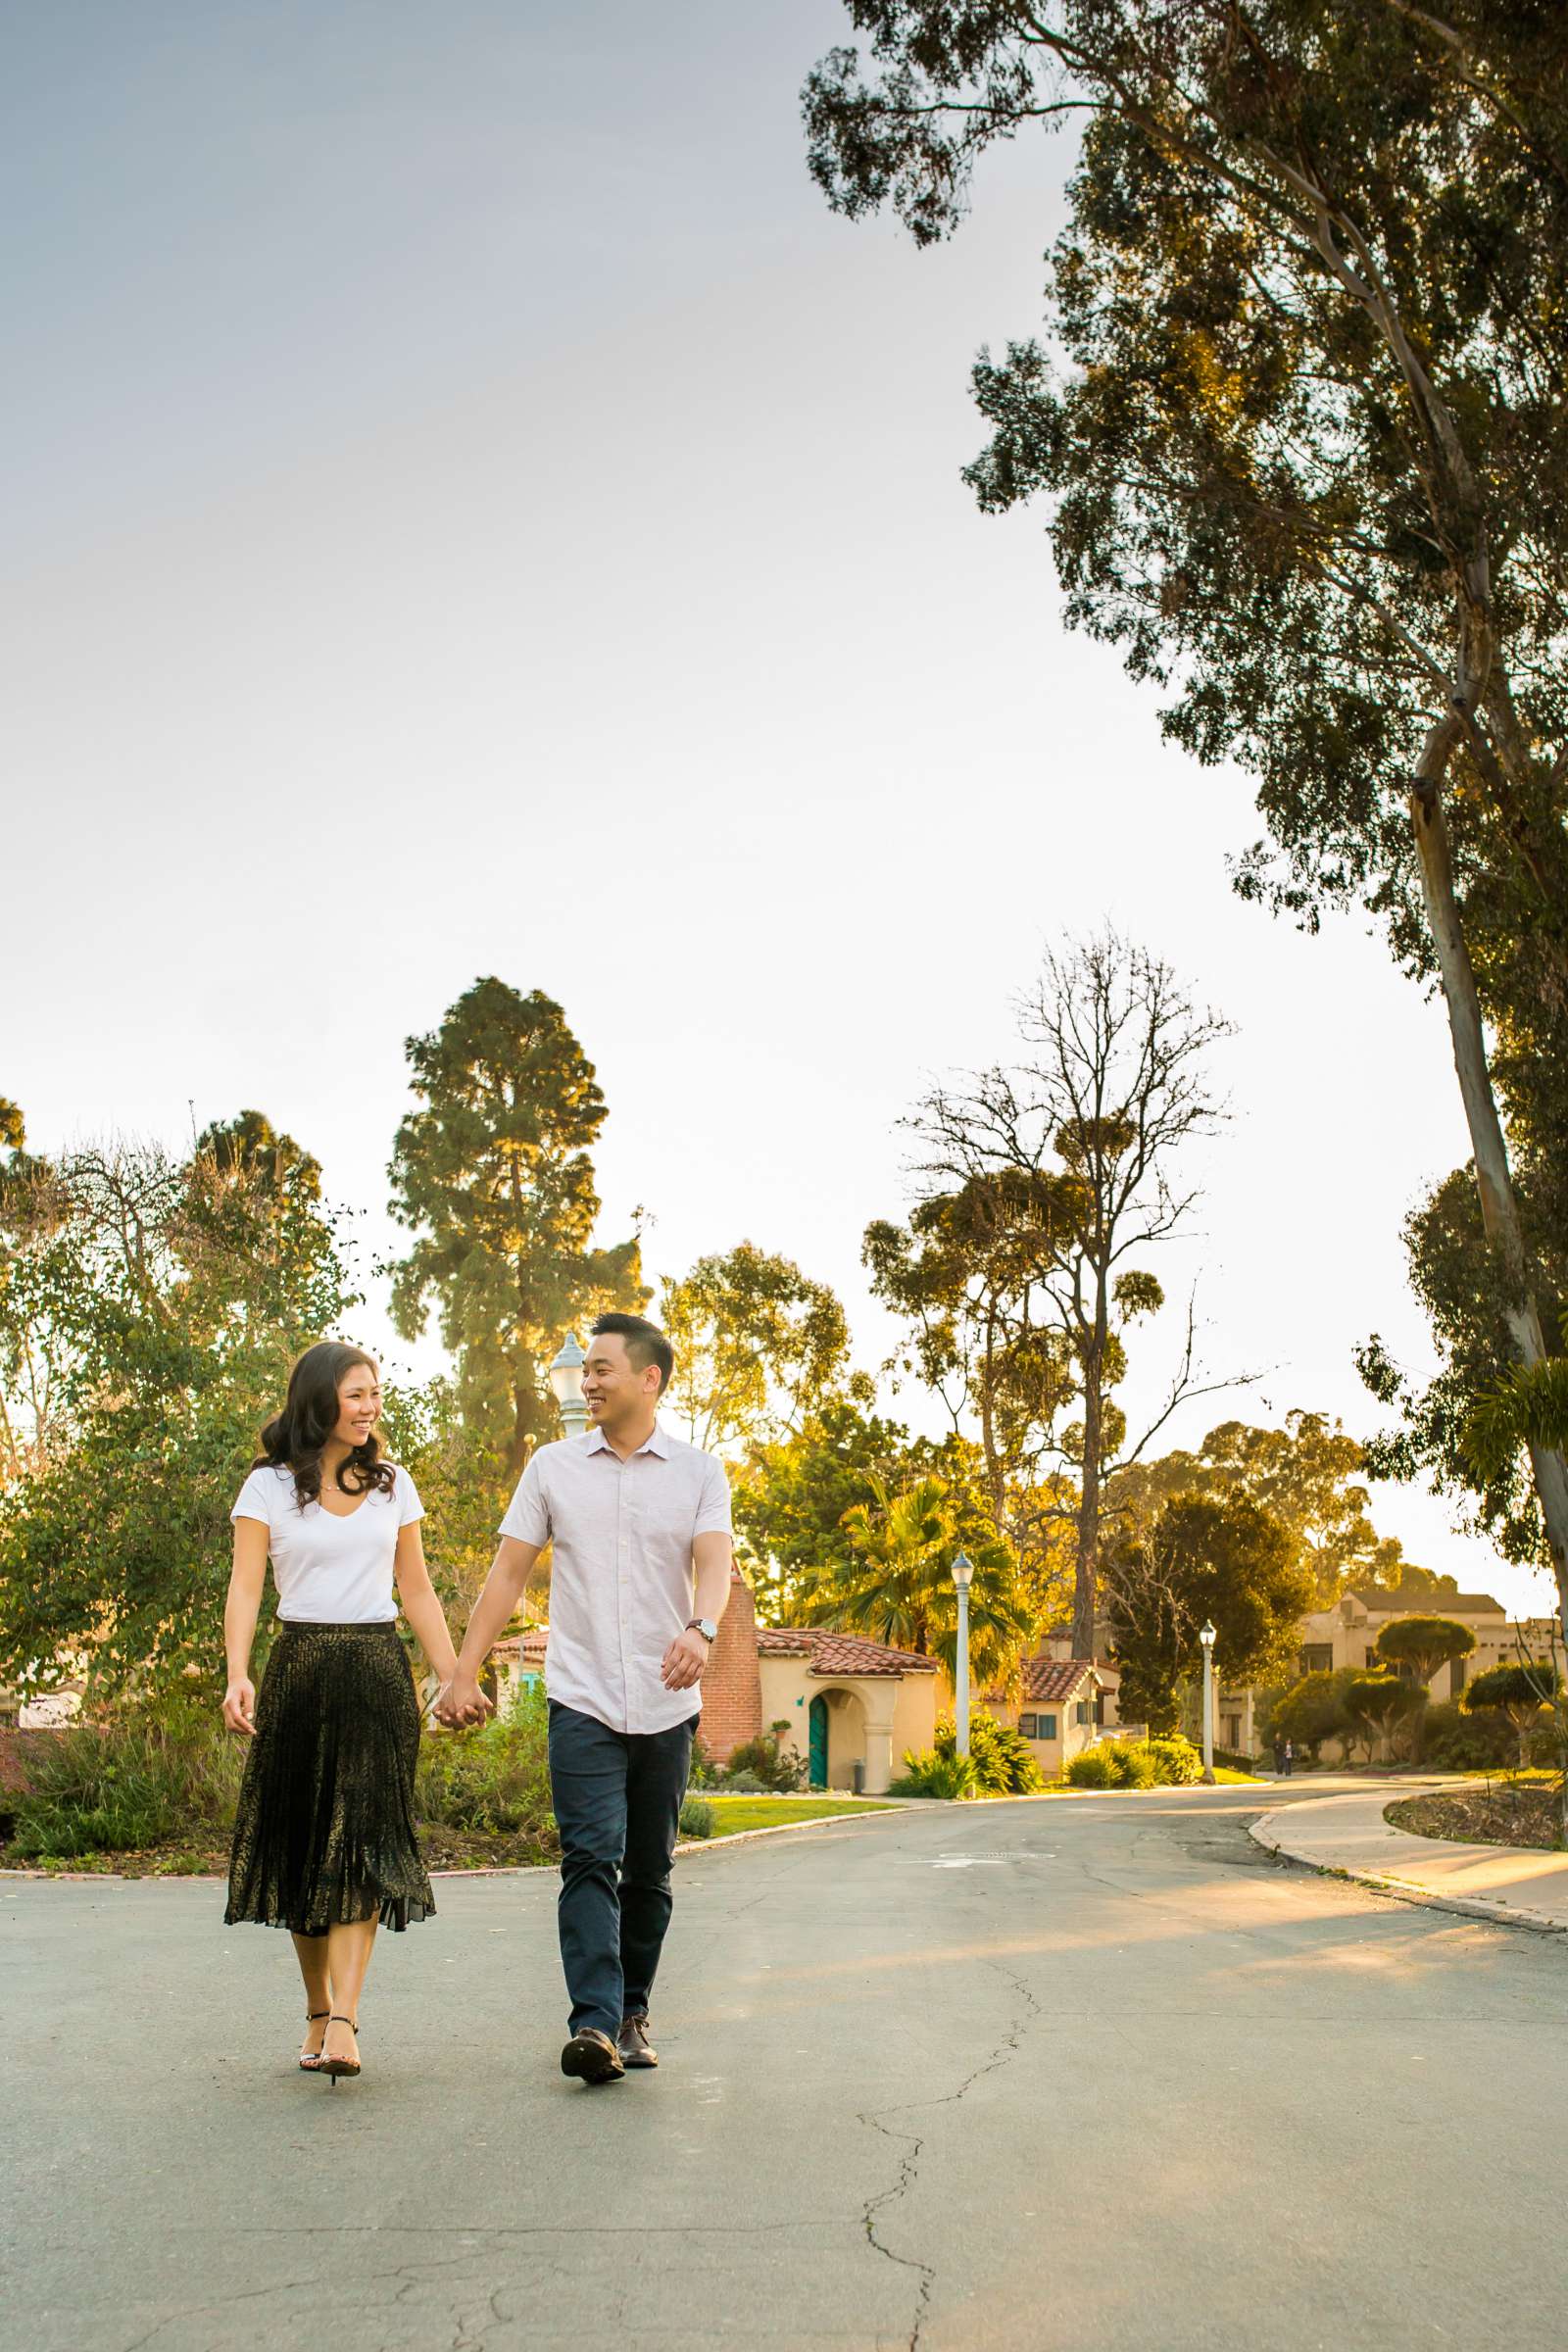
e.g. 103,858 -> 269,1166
221,1340 -> 470,2083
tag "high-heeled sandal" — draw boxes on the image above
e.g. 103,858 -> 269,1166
299,2010 -> 330,2071
319,2013 -> 362,2085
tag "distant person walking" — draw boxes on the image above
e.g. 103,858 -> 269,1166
1272,1734 -> 1286,1776
1282,1737 -> 1295,1778
441,1313 -> 732,2085
221,1342 -> 473,2084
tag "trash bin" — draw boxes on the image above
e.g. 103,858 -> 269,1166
852,1760 -> 866,1794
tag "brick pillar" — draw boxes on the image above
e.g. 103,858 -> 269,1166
700,1564 -> 762,1766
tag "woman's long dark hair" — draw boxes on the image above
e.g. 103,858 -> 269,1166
255,1341 -> 396,1508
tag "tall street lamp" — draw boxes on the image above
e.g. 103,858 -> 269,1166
549,1334 -> 589,1440
952,1551 -> 974,1759
1199,1620 -> 1217,1785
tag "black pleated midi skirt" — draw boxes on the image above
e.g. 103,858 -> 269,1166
225,1621 -> 436,1935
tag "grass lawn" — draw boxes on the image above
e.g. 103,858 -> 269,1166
694,1794 -> 900,1838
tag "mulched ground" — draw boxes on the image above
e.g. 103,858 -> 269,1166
0,1821 -> 559,1878
1387,1782 -> 1567,1853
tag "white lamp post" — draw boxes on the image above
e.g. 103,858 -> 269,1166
952,1552 -> 975,1759
1199,1620 -> 1217,1784
548,1334 -> 588,1440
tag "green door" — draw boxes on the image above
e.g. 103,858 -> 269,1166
808,1695 -> 829,1789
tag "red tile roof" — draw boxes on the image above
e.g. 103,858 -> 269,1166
493,1629 -> 549,1662
755,1627 -> 940,1677
1020,1656 -> 1099,1703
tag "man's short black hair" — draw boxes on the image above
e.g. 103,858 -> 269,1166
590,1312 -> 674,1396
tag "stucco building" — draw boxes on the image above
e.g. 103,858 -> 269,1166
490,1565 -> 940,1795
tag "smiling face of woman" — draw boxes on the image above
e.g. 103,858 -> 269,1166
331,1361 -> 382,1450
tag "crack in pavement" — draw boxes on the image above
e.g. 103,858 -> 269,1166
856,1951 -> 1044,2351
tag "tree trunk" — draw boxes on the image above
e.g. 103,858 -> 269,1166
1072,1327 -> 1105,1659
1407,781 -> 1568,1619
508,1382 -> 531,1481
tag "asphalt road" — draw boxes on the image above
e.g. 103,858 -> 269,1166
5,1783 -> 1566,2352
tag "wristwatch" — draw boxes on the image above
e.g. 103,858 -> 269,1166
687,1617 -> 717,1643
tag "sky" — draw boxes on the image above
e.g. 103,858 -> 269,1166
4,2 -> 1549,1613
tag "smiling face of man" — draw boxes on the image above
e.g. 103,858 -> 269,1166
581,1330 -> 662,1435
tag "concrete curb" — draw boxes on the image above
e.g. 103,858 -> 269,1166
1249,1798 -> 1568,1936
0,1802 -> 912,1886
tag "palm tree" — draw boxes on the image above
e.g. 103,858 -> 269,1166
1467,1350 -> 1568,1479
797,1473 -> 1035,1691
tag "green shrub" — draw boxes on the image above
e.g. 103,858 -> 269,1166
416,1684 -> 554,1841
933,1711 -> 1045,1795
889,1747 -> 979,1799
722,1734 -> 807,1791
8,1699 -> 245,1859
1145,1736 -> 1203,1785
1420,1698 -> 1516,1770
688,1734 -> 717,1788
678,1795 -> 715,1838
1064,1736 -> 1200,1790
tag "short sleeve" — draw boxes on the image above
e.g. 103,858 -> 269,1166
394,1466 -> 424,1526
500,1453 -> 551,1547
693,1454 -> 732,1540
231,1467 -> 275,1527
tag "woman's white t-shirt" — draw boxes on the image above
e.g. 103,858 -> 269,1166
230,1462 -> 423,1624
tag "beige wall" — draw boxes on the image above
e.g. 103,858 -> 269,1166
759,1658 -> 938,1794
1298,1600 -> 1564,1701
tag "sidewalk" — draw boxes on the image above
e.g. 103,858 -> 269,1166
1250,1783 -> 1568,1933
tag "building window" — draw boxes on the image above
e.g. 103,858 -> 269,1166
1224,1715 -> 1241,1748
1074,1699 -> 1090,1726
1450,1657 -> 1466,1696
1365,1649 -> 1379,1669
1300,1643 -> 1334,1676
1040,1713 -> 1056,1740
1019,1713 -> 1038,1739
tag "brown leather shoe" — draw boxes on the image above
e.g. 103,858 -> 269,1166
617,2014 -> 658,2068
561,2028 -> 625,2084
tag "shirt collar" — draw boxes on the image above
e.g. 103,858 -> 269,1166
586,1418 -> 670,1460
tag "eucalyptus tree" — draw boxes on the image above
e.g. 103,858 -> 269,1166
872,930 -> 1233,1654
802,1 -> 1568,1598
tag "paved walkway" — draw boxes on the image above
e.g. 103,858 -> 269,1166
1250,1778 -> 1568,1930
7,1784 -> 1568,2351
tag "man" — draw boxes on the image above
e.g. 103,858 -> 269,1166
439,1312 -> 731,2085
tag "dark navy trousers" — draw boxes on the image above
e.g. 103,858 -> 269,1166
547,1700 -> 697,2039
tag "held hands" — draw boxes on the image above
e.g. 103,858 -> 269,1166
661,1627 -> 710,1692
222,1678 -> 257,1738
434,1671 -> 496,1729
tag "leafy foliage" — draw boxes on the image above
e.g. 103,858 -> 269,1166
1341,1672 -> 1424,1763
1107,1411 -> 1407,1604
386,978 -> 644,1483
721,1733 -> 808,1792
6,1696 -> 245,1859
872,931 -> 1230,1652
1271,1668 -> 1359,1765
414,1684 -> 555,1843
661,1244 -> 851,1455
1465,1660 -> 1563,1762
0,1122 -> 352,1696
932,1709 -> 1043,1795
889,1746 -> 978,1799
804,1 -> 1568,1587
803,1469 -> 1036,1690
1104,1491 -> 1313,1736
1374,1616 -> 1475,1685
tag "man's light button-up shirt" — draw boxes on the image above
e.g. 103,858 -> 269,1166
499,1420 -> 732,1736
